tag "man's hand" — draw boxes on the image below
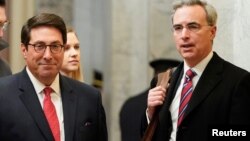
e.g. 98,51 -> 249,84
147,86 -> 166,121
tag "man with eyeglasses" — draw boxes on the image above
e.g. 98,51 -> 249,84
142,0 -> 250,141
0,0 -> 11,77
0,13 -> 108,141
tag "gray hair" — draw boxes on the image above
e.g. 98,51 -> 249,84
171,0 -> 217,26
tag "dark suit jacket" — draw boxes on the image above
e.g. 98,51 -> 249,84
0,68 -> 108,141
120,89 -> 149,141
0,58 -> 12,77
142,52 -> 250,141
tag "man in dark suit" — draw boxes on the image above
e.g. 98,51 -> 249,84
120,59 -> 180,141
0,0 -> 12,77
0,13 -> 107,141
142,0 -> 250,141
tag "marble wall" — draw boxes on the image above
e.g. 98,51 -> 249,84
74,0 -> 108,85
148,0 -> 181,61
35,0 -> 73,25
233,1 -> 250,70
106,0 -> 150,140
9,0 -> 35,73
210,0 -> 250,70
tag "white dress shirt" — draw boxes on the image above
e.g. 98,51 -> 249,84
26,67 -> 65,141
169,51 -> 213,141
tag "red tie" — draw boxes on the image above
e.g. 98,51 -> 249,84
178,69 -> 196,126
43,87 -> 60,141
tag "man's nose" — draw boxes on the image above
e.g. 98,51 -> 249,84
181,28 -> 190,39
43,46 -> 53,59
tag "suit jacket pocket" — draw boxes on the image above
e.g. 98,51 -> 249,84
79,120 -> 98,140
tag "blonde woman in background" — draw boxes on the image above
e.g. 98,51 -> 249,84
60,27 -> 84,81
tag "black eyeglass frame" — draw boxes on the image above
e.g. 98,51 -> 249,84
0,21 -> 10,31
27,43 -> 64,54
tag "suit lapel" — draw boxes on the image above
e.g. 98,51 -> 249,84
18,69 -> 54,141
60,76 -> 77,141
184,53 -> 224,120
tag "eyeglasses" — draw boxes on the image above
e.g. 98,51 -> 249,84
172,23 -> 211,34
28,43 -> 64,54
0,21 -> 10,31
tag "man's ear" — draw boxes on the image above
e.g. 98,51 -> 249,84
21,43 -> 27,59
210,25 -> 217,40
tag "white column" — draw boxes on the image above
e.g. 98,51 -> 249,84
107,0 -> 150,140
9,0 -> 35,73
209,0 -> 250,71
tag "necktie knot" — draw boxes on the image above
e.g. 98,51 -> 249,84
44,87 -> 53,97
185,69 -> 196,81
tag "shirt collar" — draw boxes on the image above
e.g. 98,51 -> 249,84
26,67 -> 60,95
183,51 -> 213,77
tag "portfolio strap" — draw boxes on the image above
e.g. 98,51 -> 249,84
141,68 -> 173,141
